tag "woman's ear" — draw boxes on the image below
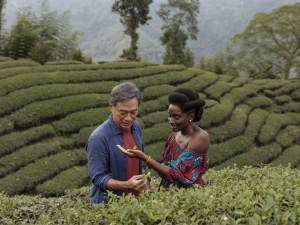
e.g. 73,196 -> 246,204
188,111 -> 195,122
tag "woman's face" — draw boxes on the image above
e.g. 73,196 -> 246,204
168,104 -> 191,132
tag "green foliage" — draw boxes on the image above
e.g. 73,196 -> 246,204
143,123 -> 170,145
141,111 -> 168,128
217,143 -> 282,169
36,165 -> 89,196
0,149 -> 86,195
143,84 -> 175,100
275,125 -> 300,148
1,167 -> 300,224
9,94 -> 109,128
204,81 -> 235,100
144,141 -> 164,161
0,125 -> 55,157
0,118 -> 13,135
140,95 -> 168,115
271,145 -> 300,167
245,96 -> 273,108
274,95 -> 292,105
112,0 -> 152,60
291,89 -> 300,101
0,59 -> 39,70
158,0 -> 199,67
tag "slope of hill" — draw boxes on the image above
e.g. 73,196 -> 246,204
4,0 -> 300,61
1,166 -> 300,224
0,57 -> 299,196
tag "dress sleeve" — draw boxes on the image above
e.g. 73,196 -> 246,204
165,149 -> 203,186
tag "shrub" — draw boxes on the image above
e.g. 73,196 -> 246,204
143,123 -> 170,145
245,96 -> 273,108
283,102 -> 300,112
53,108 -> 110,134
76,126 -> 96,146
204,81 -> 235,100
0,59 -> 39,70
142,84 -> 175,100
0,149 -> 86,195
36,165 -> 89,196
0,125 -> 55,157
141,111 -> 168,128
216,143 -> 282,169
140,95 -> 168,115
291,89 -> 300,101
145,141 -> 165,161
10,94 -> 109,128
271,145 -> 300,168
0,81 -> 117,116
274,95 -> 292,105
0,118 -> 14,135
275,126 -> 300,148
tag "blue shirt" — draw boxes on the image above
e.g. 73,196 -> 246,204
86,115 -> 144,203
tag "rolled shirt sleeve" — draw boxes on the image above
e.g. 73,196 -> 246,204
87,136 -> 112,191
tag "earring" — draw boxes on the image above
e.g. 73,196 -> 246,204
189,120 -> 192,123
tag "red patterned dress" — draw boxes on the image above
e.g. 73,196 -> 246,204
160,135 -> 208,188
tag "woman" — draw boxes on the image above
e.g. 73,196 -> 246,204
120,88 -> 209,188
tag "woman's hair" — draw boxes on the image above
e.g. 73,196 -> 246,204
110,82 -> 142,105
168,88 -> 205,122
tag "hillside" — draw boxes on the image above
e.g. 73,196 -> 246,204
4,0 -> 300,61
1,166 -> 300,224
0,57 -> 299,197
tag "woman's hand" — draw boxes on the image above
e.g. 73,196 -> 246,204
116,145 -> 146,159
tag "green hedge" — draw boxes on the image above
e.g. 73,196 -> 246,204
133,69 -> 196,90
0,65 -> 184,96
143,123 -> 170,145
260,79 -> 289,90
274,95 -> 292,105
0,149 -> 86,195
209,105 -> 250,143
216,143 -> 282,169
282,102 -> 300,112
218,74 -> 234,82
143,84 -> 175,100
258,113 -> 299,145
53,108 -> 110,134
2,167 -> 299,224
204,81 -> 235,100
0,56 -> 11,62
291,89 -> 300,101
45,60 -> 83,65
275,126 -> 300,148
0,141 -> 62,177
0,118 -> 14,135
76,126 -> 96,146
245,96 -> 273,108
36,165 -> 89,196
141,111 -> 168,128
0,81 -> 117,116
209,109 -> 270,166
0,59 -> 39,70
0,61 -> 153,80
271,145 -> 300,168
199,98 -> 234,128
140,95 -> 168,115
10,94 -> 109,128
225,83 -> 259,105
0,125 -> 55,157
178,71 -> 218,92
231,76 -> 249,86
274,82 -> 300,95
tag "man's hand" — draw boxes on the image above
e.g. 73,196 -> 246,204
126,175 -> 148,192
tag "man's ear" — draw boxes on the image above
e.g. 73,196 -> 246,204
108,101 -> 113,111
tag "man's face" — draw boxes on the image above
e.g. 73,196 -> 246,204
110,98 -> 139,129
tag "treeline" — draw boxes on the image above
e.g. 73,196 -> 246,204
0,0 -> 90,64
199,3 -> 300,80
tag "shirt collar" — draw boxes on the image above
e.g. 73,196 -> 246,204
108,115 -> 137,135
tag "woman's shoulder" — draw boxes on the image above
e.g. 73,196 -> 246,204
189,126 -> 210,152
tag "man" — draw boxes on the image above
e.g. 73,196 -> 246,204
87,82 -> 148,203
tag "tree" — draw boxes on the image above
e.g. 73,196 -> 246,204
228,3 -> 300,79
112,0 -> 152,61
158,0 -> 200,67
0,0 -> 6,53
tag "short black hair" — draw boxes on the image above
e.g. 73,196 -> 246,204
168,88 -> 205,122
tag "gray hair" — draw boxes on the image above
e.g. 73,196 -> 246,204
110,82 -> 142,105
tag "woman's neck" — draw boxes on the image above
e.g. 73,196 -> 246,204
180,124 -> 194,136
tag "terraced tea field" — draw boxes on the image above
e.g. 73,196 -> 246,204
0,56 -> 299,196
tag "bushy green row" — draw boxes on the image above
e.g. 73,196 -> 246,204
291,89 -> 300,101
1,166 -> 300,224
141,111 -> 168,128
274,82 -> 300,96
0,141 -> 61,177
209,104 -> 250,143
0,61 -> 153,80
216,143 -> 282,169
271,145 -> 300,168
0,149 -> 86,195
53,108 -> 110,134
145,141 -> 165,161
142,84 -> 175,100
283,102 -> 300,112
0,125 -> 55,157
209,109 -> 269,166
275,125 -> 300,148
133,69 -> 197,90
140,95 -> 168,115
258,113 -> 300,144
0,65 -> 184,96
45,60 -> 83,65
274,95 -> 292,105
0,81 -> 117,116
36,165 -> 89,196
9,94 -> 109,128
204,81 -> 235,100
0,118 -> 14,135
245,96 -> 273,108
178,70 -> 218,92
0,59 -> 39,70
143,123 -> 170,145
